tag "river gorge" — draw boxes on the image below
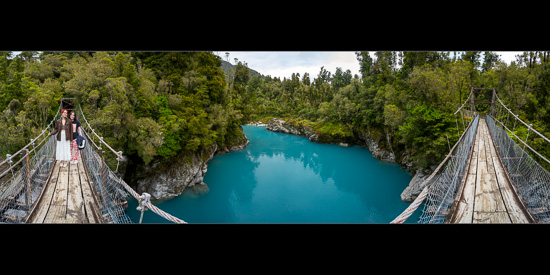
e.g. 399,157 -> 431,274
125,122 -> 422,223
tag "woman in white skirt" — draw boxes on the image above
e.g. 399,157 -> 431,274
49,109 -> 73,167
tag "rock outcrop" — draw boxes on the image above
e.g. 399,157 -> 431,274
400,168 -> 432,202
135,128 -> 249,201
136,143 -> 218,201
265,118 -> 355,144
363,135 -> 395,162
266,118 -> 317,141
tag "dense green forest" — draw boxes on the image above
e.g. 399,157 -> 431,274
1,51 -> 549,177
0,52 -> 246,173
234,51 -> 550,169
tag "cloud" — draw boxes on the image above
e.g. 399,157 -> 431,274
497,51 -> 522,64
217,51 -> 523,80
322,52 -> 361,75
218,51 -> 360,79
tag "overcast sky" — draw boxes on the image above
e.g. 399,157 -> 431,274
215,51 -> 523,79
9,51 -> 523,80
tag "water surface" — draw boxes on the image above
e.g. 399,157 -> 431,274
126,126 -> 420,223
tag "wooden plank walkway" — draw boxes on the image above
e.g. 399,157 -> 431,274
449,118 -> 532,223
27,160 -> 103,223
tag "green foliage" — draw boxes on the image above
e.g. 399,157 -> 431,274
399,104 -> 454,167
0,51 -> 247,171
243,51 -> 550,170
1,51 -> 549,173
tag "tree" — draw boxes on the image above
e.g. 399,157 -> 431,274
399,103 -> 455,167
316,66 -> 332,83
461,51 -> 481,70
409,65 -> 448,110
481,51 -> 501,72
22,77 -> 56,128
331,67 -> 352,92
448,60 -> 472,107
356,51 -> 373,85
128,117 -> 164,165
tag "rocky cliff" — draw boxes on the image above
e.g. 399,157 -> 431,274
136,144 -> 218,201
266,118 -> 318,141
266,118 -> 395,160
135,127 -> 249,201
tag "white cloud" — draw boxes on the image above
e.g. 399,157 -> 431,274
497,51 -> 522,64
216,51 -> 525,80
217,51 -> 360,79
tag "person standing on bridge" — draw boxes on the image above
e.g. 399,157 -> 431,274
69,110 -> 82,165
48,109 -> 72,167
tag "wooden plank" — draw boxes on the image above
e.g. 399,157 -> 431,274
51,164 -> 69,206
449,117 -> 531,223
475,191 -> 507,213
489,137 -> 531,224
478,132 -> 487,166
476,152 -> 506,210
43,205 -> 67,223
66,162 -> 86,223
480,171 -> 500,194
452,122 -> 480,224
28,162 -> 61,223
485,135 -> 495,172
472,119 -> 510,223
473,211 -> 511,223
77,160 -> 101,223
44,164 -> 69,222
499,184 -> 530,223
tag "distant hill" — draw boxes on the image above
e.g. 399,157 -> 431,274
220,60 -> 262,82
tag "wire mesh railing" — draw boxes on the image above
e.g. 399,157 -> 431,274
417,114 -> 479,223
0,102 -> 61,223
393,87 -> 550,224
78,126 -> 133,223
487,95 -> 550,223
1,98 -> 187,223
77,104 -> 186,224
391,91 -> 479,223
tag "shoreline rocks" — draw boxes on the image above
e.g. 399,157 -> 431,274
266,118 -> 313,138
136,143 -> 218,201
246,121 -> 267,127
363,135 -> 396,162
400,168 -> 431,202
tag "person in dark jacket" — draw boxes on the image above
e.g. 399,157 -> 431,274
69,111 -> 82,164
48,109 -> 72,167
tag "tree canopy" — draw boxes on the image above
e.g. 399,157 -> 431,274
1,51 -> 549,174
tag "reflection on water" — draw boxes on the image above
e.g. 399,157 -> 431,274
125,126 -> 421,223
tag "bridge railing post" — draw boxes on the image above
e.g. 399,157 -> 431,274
98,147 -> 107,210
23,149 -> 31,209
491,88 -> 496,117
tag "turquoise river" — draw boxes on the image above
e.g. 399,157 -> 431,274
125,125 -> 421,223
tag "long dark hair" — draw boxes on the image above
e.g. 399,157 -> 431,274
69,110 -> 77,121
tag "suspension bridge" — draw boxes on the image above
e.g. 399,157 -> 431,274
392,88 -> 550,223
0,98 -> 186,223
1,88 -> 549,224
